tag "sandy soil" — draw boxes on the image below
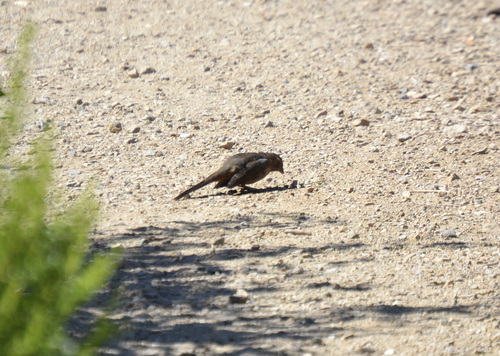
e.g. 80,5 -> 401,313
2,0 -> 500,354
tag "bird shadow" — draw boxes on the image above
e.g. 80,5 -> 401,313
185,184 -> 296,200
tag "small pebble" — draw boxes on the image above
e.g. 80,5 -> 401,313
353,118 -> 370,126
311,338 -> 325,346
229,289 -> 249,304
250,244 -> 260,251
443,124 -> 467,136
109,121 -> 122,133
397,133 -> 412,142
447,173 -> 460,182
347,231 -> 360,239
220,141 -> 235,149
95,6 -> 107,12
254,109 -> 270,118
472,147 -> 488,155
212,237 -> 225,247
315,110 -> 327,119
128,68 -> 139,78
130,126 -> 140,133
440,229 -> 458,238
466,63 -> 478,71
38,119 -> 50,131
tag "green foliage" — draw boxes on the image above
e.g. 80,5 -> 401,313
0,23 -> 119,355
0,23 -> 34,156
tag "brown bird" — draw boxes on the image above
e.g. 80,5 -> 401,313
174,152 -> 284,200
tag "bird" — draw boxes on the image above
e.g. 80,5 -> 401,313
174,152 -> 284,200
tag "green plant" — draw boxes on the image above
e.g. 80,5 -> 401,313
0,23 -> 119,356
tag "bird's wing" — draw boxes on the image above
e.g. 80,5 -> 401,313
226,157 -> 271,188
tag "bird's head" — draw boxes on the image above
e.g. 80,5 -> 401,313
270,153 -> 284,174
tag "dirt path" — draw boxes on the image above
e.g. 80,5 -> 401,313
2,0 -> 500,354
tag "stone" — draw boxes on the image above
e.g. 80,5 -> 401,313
397,133 -> 412,142
212,237 -> 225,247
353,118 -> 370,126
443,124 -> 467,136
144,114 -> 155,122
407,91 -> 427,99
440,229 -> 458,238
250,244 -> 260,251
254,109 -> 270,118
315,110 -> 327,119
347,231 -> 359,239
109,121 -> 122,133
220,141 -> 235,149
229,289 -> 249,304
128,68 -> 139,78
466,63 -> 478,71
447,173 -> 460,182
472,147 -> 488,155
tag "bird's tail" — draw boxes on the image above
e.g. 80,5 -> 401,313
173,179 -> 212,200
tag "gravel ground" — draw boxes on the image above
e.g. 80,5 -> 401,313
2,0 -> 500,355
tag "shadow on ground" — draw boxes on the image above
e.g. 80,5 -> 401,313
69,215 -> 485,355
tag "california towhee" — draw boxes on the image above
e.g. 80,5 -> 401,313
174,152 -> 284,200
